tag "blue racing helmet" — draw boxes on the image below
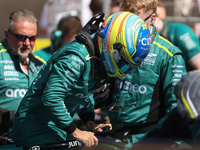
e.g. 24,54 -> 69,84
96,11 -> 151,78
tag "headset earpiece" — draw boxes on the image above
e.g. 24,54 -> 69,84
151,17 -> 154,21
6,34 -> 8,37
50,30 -> 62,49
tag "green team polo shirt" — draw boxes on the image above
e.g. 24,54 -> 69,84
162,22 -> 200,71
33,45 -> 54,64
0,39 -> 42,111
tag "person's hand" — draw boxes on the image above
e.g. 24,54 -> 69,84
86,121 -> 112,132
70,128 -> 98,147
95,123 -> 131,143
94,123 -> 112,132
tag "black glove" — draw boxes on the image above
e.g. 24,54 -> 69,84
108,124 -> 130,143
93,76 -> 115,109
95,124 -> 130,143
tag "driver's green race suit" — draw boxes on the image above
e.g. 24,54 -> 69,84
105,26 -> 187,146
12,40 -> 101,147
0,39 -> 42,112
161,21 -> 200,71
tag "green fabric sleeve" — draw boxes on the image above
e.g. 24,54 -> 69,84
161,53 -> 187,112
41,53 -> 85,129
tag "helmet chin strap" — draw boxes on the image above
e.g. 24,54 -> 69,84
75,12 -> 105,81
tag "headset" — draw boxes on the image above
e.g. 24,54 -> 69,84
150,17 -> 154,25
50,29 -> 62,49
151,17 -> 154,22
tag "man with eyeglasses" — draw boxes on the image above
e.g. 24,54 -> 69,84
93,0 -> 187,149
0,9 -> 43,144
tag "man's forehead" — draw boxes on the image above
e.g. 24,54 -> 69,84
156,7 -> 166,20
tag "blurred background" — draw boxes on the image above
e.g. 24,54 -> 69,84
0,0 -> 200,52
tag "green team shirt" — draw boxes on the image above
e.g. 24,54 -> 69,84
162,22 -> 200,71
12,40 -> 101,147
33,45 -> 54,64
105,26 -> 187,144
0,39 -> 42,111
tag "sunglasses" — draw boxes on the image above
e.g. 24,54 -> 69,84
7,29 -> 37,42
144,12 -> 154,22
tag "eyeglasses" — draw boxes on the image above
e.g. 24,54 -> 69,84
7,29 -> 37,42
143,12 -> 154,22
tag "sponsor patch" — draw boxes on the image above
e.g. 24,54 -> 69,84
4,71 -> 19,76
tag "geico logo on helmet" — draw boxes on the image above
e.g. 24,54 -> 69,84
97,11 -> 151,78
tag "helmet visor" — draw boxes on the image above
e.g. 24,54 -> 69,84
111,43 -> 139,74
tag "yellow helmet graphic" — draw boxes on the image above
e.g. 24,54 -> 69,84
97,11 -> 151,78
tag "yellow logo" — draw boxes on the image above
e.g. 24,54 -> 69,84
141,24 -> 147,30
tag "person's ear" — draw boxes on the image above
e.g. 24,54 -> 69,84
4,29 -> 9,38
150,14 -> 156,24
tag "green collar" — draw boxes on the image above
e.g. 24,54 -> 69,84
2,39 -> 22,63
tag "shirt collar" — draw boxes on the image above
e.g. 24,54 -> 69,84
2,39 -> 22,63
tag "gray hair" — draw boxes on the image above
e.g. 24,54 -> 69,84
8,9 -> 37,29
